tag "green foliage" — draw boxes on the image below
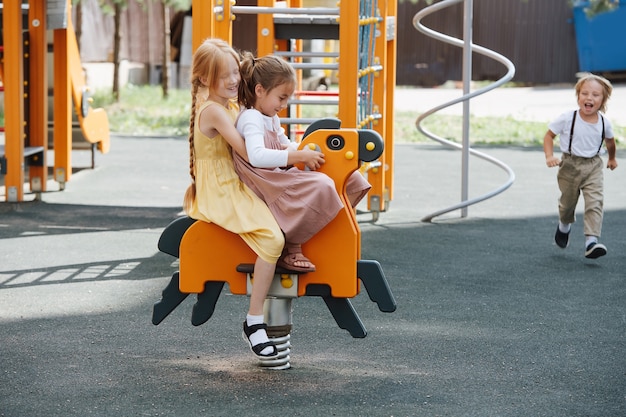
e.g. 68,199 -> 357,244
93,85 -> 190,136
83,0 -> 191,14
96,0 -> 126,15
570,0 -> 620,17
400,112 -> 623,146
396,113 -> 549,146
301,101 -> 552,147
92,85 -> 624,146
166,0 -> 192,11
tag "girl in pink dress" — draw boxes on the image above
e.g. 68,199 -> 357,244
233,52 -> 371,272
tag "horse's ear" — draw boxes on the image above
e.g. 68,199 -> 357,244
302,118 -> 342,139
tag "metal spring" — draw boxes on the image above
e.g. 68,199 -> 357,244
257,334 -> 291,370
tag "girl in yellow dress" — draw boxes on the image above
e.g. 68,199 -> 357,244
182,38 -> 284,359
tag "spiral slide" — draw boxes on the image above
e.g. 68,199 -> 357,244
412,0 -> 516,222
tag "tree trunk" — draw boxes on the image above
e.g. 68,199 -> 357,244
161,2 -> 171,98
76,1 -> 82,52
112,2 -> 122,102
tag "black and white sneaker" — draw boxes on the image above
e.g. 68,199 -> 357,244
554,226 -> 570,248
585,242 -> 607,259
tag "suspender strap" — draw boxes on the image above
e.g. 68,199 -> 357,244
599,114 -> 605,153
568,110 -> 605,155
568,111 -> 576,154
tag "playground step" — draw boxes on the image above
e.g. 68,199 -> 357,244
274,14 -> 339,40
0,145 -> 45,175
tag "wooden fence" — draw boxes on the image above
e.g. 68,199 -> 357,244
78,0 -> 592,87
396,0 -> 580,86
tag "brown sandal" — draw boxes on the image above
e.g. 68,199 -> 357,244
277,252 -> 316,273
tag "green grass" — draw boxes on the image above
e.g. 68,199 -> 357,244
92,85 -> 191,136
401,112 -> 626,147
388,112 -> 550,146
92,85 -> 624,147
301,103 -> 562,147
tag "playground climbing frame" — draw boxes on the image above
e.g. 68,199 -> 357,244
190,0 -> 397,220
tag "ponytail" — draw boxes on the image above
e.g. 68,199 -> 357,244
238,51 -> 257,109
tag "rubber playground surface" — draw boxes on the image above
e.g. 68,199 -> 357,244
1,87 -> 626,416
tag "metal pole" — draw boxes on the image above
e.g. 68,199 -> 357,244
231,6 -> 339,15
413,0 -> 516,223
461,0 -> 472,218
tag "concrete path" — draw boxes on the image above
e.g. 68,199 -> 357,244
395,84 -> 626,125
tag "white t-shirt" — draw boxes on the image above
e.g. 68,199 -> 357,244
236,108 -> 298,168
548,110 -> 613,158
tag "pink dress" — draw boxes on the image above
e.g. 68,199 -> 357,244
233,125 -> 344,245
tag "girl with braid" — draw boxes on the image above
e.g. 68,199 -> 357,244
182,38 -> 284,359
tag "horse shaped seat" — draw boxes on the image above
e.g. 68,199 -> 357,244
152,119 -> 396,338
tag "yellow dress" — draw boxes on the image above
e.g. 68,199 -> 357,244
186,100 -> 284,263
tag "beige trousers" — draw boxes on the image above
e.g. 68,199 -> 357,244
557,153 -> 604,237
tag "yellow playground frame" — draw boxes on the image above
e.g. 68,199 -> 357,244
2,0 -> 394,213
191,0 -> 397,219
1,0 -> 110,202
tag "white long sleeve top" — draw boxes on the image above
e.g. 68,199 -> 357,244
236,108 -> 298,168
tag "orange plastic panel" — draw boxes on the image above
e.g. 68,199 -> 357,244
28,0 -> 48,191
297,129 -> 360,298
179,221 -> 256,294
177,128 -> 363,299
2,0 -> 26,201
53,25 -> 72,183
65,6 -> 110,153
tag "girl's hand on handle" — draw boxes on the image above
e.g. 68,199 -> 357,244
545,155 -> 561,168
301,149 -> 326,170
291,148 -> 325,170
